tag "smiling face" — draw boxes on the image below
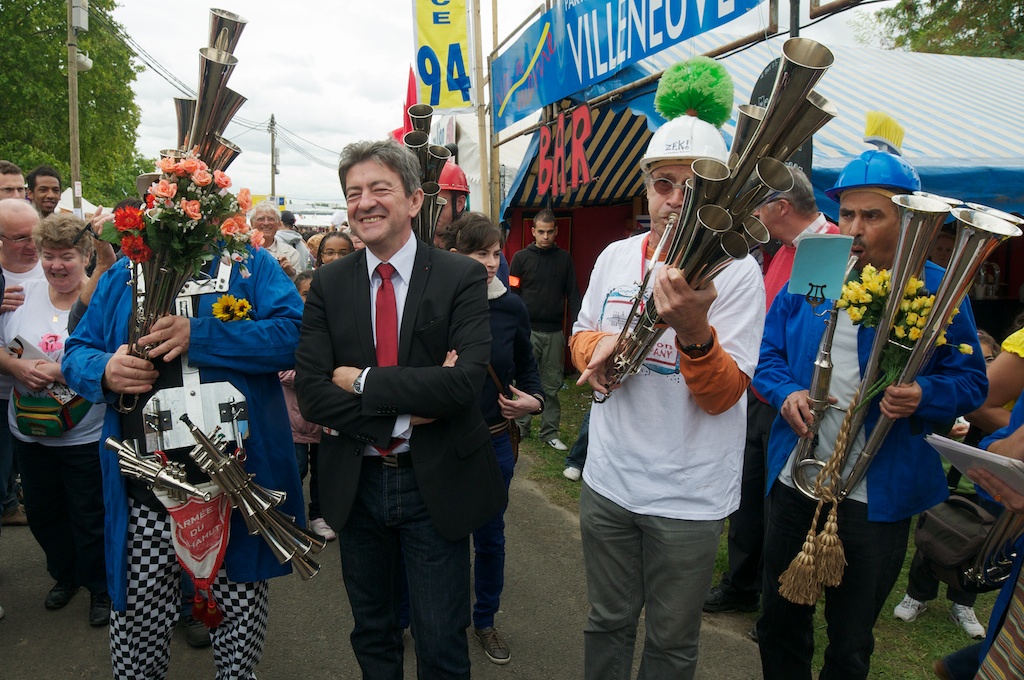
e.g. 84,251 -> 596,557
319,234 -> 352,265
345,160 -> 422,261
28,175 -> 61,217
41,246 -> 87,294
838,190 -> 900,270
252,209 -> 282,242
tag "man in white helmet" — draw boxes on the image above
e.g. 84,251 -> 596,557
570,108 -> 765,677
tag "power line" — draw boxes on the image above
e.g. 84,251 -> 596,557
275,123 -> 341,157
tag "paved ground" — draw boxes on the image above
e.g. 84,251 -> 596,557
0,453 -> 763,679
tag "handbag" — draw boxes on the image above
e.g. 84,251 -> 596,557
13,388 -> 92,438
914,494 -> 999,593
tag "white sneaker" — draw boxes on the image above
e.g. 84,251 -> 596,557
562,466 -> 582,482
545,438 -> 569,451
309,517 -> 337,542
950,603 -> 985,638
893,594 -> 927,622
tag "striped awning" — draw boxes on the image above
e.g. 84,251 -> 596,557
502,35 -> 1024,216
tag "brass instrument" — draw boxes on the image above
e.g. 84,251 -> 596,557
402,104 -> 455,244
789,255 -> 859,499
180,414 -> 326,580
104,437 -> 212,502
964,512 -> 1024,590
597,37 -> 836,396
836,204 -> 1021,499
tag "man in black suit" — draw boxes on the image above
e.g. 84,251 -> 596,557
295,139 -> 506,679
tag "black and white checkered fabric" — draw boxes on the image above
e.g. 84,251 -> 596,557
109,499 -> 269,679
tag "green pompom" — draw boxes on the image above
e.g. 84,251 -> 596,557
655,57 -> 734,128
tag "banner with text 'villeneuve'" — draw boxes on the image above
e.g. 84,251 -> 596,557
414,0 -> 474,110
491,0 -> 764,132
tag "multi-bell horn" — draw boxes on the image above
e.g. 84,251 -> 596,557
174,98 -> 198,150
407,104 -> 433,135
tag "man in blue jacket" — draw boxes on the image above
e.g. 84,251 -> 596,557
752,149 -> 988,680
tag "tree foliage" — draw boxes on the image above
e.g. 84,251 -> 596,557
0,0 -> 151,206
874,0 -> 1024,59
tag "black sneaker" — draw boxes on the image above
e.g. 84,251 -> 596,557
44,582 -> 80,610
179,614 -> 212,648
88,592 -> 111,627
474,626 -> 511,665
703,585 -> 759,613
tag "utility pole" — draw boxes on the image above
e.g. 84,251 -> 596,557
67,0 -> 87,216
471,0 -> 490,218
269,114 -> 277,197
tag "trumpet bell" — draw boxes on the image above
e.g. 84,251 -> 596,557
424,145 -> 452,185
407,103 -> 433,134
204,135 -> 242,172
208,8 -> 247,54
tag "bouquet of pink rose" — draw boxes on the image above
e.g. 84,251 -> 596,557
98,150 -> 262,412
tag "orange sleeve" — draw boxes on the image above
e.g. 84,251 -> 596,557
569,330 -> 614,373
676,328 -> 750,415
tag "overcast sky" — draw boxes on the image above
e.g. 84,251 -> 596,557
110,0 -> 892,209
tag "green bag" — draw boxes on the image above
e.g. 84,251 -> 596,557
13,389 -> 92,438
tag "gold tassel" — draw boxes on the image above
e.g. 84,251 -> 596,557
814,503 -> 846,587
779,503 -> 824,606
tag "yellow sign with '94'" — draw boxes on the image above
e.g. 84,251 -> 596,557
414,0 -> 473,110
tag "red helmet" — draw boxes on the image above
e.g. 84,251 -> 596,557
438,160 -> 469,193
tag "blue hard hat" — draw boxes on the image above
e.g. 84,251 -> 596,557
825,149 -> 921,201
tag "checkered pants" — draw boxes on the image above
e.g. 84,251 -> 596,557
109,499 -> 270,679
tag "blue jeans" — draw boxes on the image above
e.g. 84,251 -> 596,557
757,483 -> 911,680
564,408 -> 589,471
472,432 -> 515,629
14,438 -> 106,594
339,456 -> 471,680
580,482 -> 723,680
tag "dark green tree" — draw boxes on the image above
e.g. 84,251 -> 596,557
0,0 -> 150,206
874,0 -> 1024,59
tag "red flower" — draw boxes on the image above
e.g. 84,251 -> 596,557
120,234 -> 153,263
113,206 -> 144,232
145,194 -> 156,209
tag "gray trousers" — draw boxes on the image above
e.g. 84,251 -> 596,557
516,329 -> 564,441
580,482 -> 723,680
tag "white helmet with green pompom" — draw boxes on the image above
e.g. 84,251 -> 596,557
640,56 -> 733,172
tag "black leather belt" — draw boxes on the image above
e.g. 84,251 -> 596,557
366,452 -> 413,468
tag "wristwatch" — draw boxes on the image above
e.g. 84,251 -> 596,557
679,335 -> 714,359
352,367 -> 370,395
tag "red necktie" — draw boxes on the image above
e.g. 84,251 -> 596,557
375,263 -> 398,367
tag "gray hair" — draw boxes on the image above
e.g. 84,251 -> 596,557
251,200 -> 281,221
777,164 -> 818,216
337,139 -> 421,198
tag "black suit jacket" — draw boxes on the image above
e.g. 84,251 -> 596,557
295,238 -> 507,540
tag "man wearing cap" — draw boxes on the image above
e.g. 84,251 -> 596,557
570,96 -> 766,675
753,148 -> 987,679
277,210 -> 312,272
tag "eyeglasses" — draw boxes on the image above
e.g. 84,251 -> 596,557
649,177 -> 690,196
0,233 -> 32,245
345,185 -> 401,203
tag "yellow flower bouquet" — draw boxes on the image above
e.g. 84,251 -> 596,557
835,264 -> 968,409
